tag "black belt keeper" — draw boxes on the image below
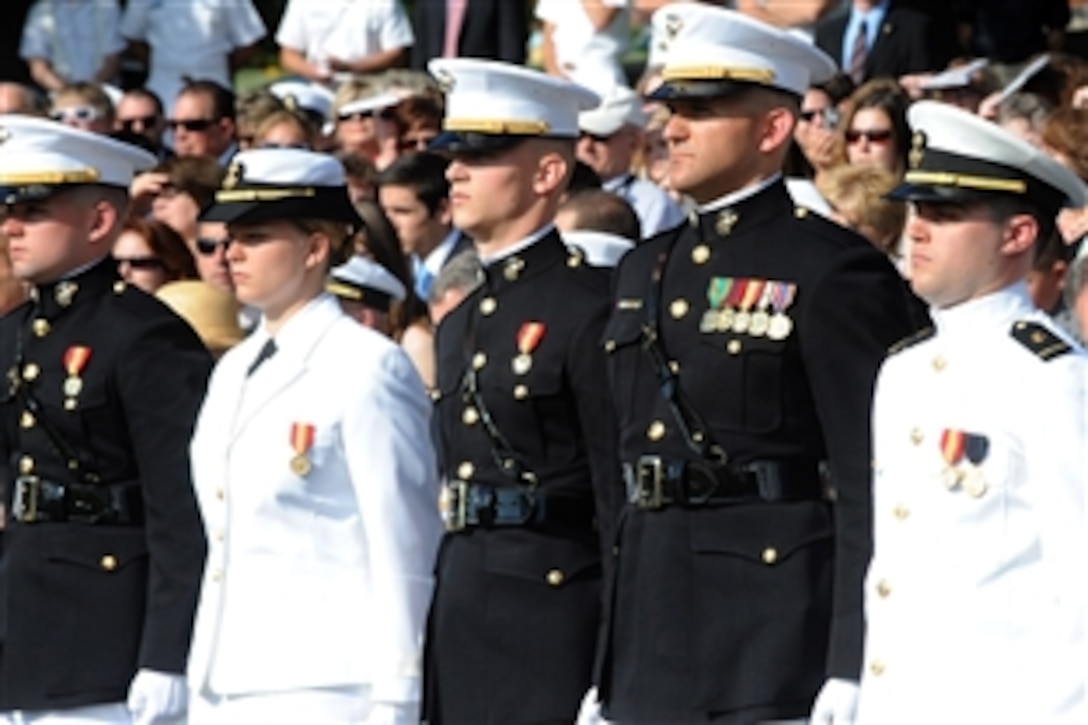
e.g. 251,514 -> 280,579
11,476 -> 144,525
442,481 -> 594,532
623,456 -> 828,510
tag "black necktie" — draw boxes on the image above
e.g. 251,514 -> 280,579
246,338 -> 277,377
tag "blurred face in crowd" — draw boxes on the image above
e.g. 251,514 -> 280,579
1,189 -> 117,284
335,105 -> 390,154
170,91 -> 234,158
641,122 -> 670,187
50,94 -> 111,135
906,200 -> 1035,308
194,222 -> 233,291
662,90 -> 793,204
225,219 -> 328,320
257,120 -> 311,150
576,124 -> 640,181
379,183 -> 451,257
795,88 -> 840,170
152,184 -> 201,241
429,286 -> 469,326
116,93 -> 165,148
845,108 -> 899,174
113,228 -> 167,293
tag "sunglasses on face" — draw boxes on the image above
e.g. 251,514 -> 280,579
119,115 -> 160,132
196,237 -> 231,255
338,109 -> 393,123
168,118 -> 217,132
579,130 -> 614,144
799,108 -> 841,128
114,256 -> 164,270
399,135 -> 436,152
845,129 -> 893,144
50,105 -> 102,123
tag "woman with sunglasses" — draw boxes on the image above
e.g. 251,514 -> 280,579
113,216 -> 198,293
840,78 -> 912,178
185,147 -> 441,723
332,79 -> 402,169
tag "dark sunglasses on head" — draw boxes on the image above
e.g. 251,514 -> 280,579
196,237 -> 231,255
845,129 -> 893,144
168,118 -> 217,132
114,256 -> 164,270
119,115 -> 160,132
50,105 -> 101,123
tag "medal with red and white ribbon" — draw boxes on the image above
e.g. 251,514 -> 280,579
289,422 -> 315,476
62,345 -> 91,409
512,322 -> 545,375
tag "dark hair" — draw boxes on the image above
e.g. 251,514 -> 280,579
987,195 -> 1057,256
155,155 -> 225,211
1041,107 -> 1088,182
567,161 -> 602,197
815,73 -> 857,106
392,94 -> 443,136
376,151 -> 450,215
178,77 -> 236,122
122,216 -> 199,281
121,87 -> 164,116
560,189 -> 641,241
351,200 -> 429,339
841,79 -> 912,175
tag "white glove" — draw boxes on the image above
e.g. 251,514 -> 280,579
126,669 -> 188,725
576,686 -> 613,725
809,678 -> 860,725
366,700 -> 420,725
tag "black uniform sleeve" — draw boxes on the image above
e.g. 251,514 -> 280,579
116,314 -> 212,674
798,247 -> 914,680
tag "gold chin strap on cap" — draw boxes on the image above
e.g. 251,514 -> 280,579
443,118 -> 551,135
214,187 -> 317,202
903,171 -> 1027,194
660,65 -> 776,84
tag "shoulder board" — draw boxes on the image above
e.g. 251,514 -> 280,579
888,326 -> 935,355
1010,320 -> 1072,361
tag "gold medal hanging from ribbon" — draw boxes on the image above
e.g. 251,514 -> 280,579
716,278 -> 745,332
749,283 -> 776,338
961,433 -> 990,498
289,422 -> 315,476
767,282 -> 797,341
939,428 -> 965,490
512,322 -> 545,375
701,277 -> 731,333
731,279 -> 765,334
62,345 -> 91,410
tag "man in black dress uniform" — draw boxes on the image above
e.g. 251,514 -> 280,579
0,116 -> 210,723
422,59 -> 621,724
592,5 -> 917,723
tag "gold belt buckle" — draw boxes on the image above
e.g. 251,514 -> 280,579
635,456 -> 664,510
12,475 -> 41,523
440,480 -> 468,532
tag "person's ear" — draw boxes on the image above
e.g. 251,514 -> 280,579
999,214 -> 1039,257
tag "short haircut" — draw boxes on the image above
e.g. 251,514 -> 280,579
567,161 -> 602,196
54,82 -> 115,124
121,216 -> 199,281
430,249 -> 482,304
559,189 -> 642,241
986,194 -> 1057,256
154,155 -> 225,211
121,87 -> 164,116
376,151 -> 450,214
178,77 -> 236,122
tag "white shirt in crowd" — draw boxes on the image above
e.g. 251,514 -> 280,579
536,0 -> 629,92
276,0 -> 414,82
603,173 -> 686,238
20,0 -> 126,84
120,0 -> 266,110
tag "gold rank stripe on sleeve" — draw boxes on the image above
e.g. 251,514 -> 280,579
697,278 -> 797,340
1010,321 -> 1072,361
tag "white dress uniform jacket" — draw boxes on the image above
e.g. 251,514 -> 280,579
858,283 -> 1088,724
186,294 -> 442,710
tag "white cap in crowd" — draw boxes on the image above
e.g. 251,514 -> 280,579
337,92 -> 403,120
647,2 -> 836,99
328,256 -> 406,313
563,230 -> 635,268
201,147 -> 361,226
269,80 -> 336,122
890,100 -> 1086,214
0,115 -> 156,204
428,58 -> 599,154
579,86 -> 648,138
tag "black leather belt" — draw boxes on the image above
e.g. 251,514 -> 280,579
623,456 -> 827,510
11,475 -> 144,525
441,481 -> 594,533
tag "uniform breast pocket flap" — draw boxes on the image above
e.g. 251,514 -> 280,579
688,504 -> 833,565
44,527 -> 148,574
484,532 -> 601,587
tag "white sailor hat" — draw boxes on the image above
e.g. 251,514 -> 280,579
563,230 -> 635,268
327,255 -> 406,312
427,58 -> 599,154
918,59 -> 990,92
336,92 -> 403,120
0,114 -> 155,204
579,86 -> 648,137
201,147 -> 362,226
647,3 -> 836,100
269,80 -> 335,122
889,100 -> 1086,214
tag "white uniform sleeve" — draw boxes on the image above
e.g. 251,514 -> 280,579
225,0 -> 267,49
275,0 -> 308,52
119,0 -> 150,42
344,345 -> 441,705
535,0 -> 560,24
376,0 -> 415,50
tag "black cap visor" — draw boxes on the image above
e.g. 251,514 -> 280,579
429,131 -> 532,159
200,186 -> 363,228
647,78 -> 783,102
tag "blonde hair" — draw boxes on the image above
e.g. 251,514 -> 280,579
816,164 -> 905,255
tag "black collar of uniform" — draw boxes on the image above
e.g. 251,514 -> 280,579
481,230 -> 568,294
695,178 -> 793,242
32,257 -> 121,320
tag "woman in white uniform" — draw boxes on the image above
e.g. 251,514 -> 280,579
185,148 -> 442,724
